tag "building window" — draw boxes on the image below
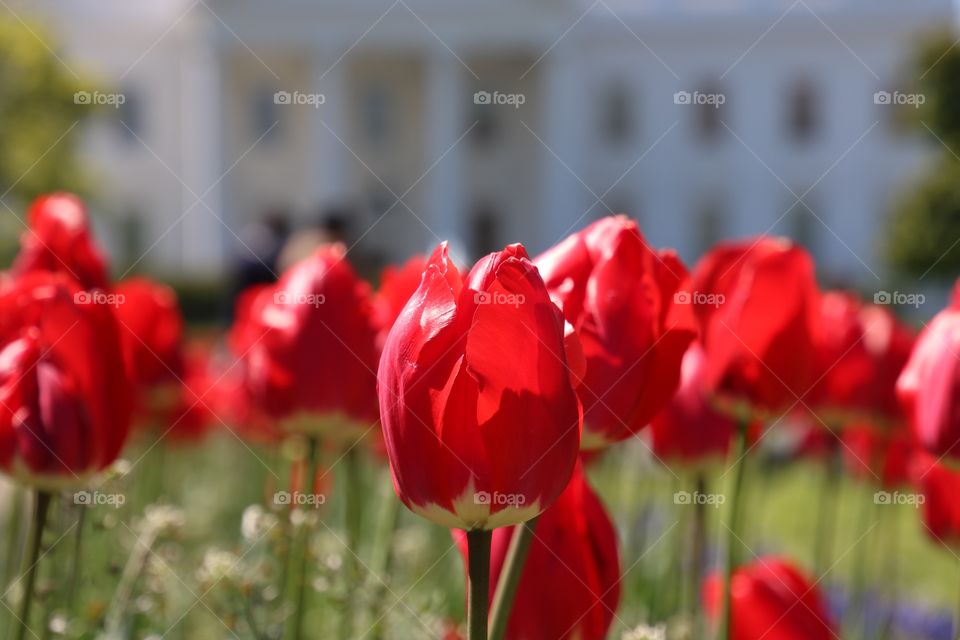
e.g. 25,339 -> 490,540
786,195 -> 817,256
470,101 -> 497,145
786,79 -> 818,142
695,82 -> 726,143
252,88 -> 280,141
470,203 -> 499,257
361,85 -> 391,145
114,87 -> 142,142
600,83 -> 633,144
696,198 -> 725,255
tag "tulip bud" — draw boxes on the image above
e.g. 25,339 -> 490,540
378,242 -> 581,529
0,272 -> 132,488
535,216 -> 697,449
13,192 -> 110,291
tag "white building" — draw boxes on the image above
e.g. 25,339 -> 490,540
17,0 -> 956,283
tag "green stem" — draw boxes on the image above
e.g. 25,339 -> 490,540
466,529 -> 492,640
2,488 -> 25,631
65,505 -> 86,617
14,490 -> 51,640
290,437 -> 320,640
488,516 -> 539,640
849,484 -> 876,636
369,480 -> 402,640
719,419 -> 749,640
813,445 -> 841,576
691,472 -> 708,639
954,556 -> 960,640
338,446 -> 363,640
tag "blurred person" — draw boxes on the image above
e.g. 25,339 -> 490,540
277,205 -> 351,273
227,207 -> 290,313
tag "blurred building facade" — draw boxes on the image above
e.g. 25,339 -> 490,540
19,0 -> 956,282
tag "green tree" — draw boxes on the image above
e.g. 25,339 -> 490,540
0,16 -> 92,261
887,31 -> 960,280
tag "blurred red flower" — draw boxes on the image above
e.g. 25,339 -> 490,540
162,340 -> 228,442
373,255 -> 426,349
692,237 -> 819,416
13,193 -> 110,291
810,292 -> 913,424
231,245 -> 379,438
841,421 -> 913,489
897,295 -> 960,459
912,451 -> 960,546
456,464 -> 620,640
650,342 -> 734,464
0,272 -> 131,486
378,243 -> 580,529
113,277 -> 185,422
703,557 -> 836,640
535,216 -> 696,449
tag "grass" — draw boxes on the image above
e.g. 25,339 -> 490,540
0,433 -> 954,639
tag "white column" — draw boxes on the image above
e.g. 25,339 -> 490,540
539,51 -> 588,248
178,14 -> 225,276
308,53 -> 349,212
424,52 -> 467,258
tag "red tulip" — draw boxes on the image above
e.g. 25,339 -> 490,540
897,297 -> 960,458
231,245 -> 379,436
456,465 -> 621,640
841,421 -> 912,489
692,237 -> 819,416
703,557 -> 836,640
378,242 -> 581,529
810,292 -> 913,424
164,340 -> 225,442
912,451 -> 960,546
650,342 -> 734,463
373,255 -> 427,349
535,216 -> 697,449
0,272 -> 132,486
13,193 -> 110,291
114,277 -> 184,394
